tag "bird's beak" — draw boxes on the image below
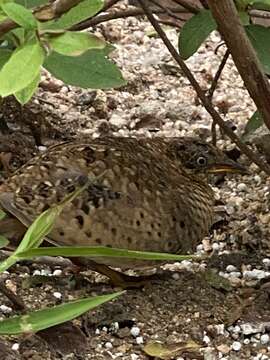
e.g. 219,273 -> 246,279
207,160 -> 249,174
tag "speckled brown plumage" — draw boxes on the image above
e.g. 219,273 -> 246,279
0,137 -> 245,274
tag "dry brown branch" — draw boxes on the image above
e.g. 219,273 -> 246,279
208,0 -> 270,132
137,0 -> 270,174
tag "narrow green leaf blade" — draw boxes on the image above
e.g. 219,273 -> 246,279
242,110 -> 264,139
43,0 -> 103,30
17,246 -> 194,261
44,49 -> 126,89
0,292 -> 123,335
1,2 -> 37,29
246,24 -> 270,74
179,9 -> 217,59
0,39 -> 44,97
48,31 -> 105,56
14,72 -> 40,104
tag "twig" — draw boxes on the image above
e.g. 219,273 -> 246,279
208,49 -> 230,100
72,7 -> 189,30
208,49 -> 229,146
171,0 -> 200,13
137,0 -> 270,174
0,280 -> 26,311
208,0 -> 270,132
249,9 -> 270,19
149,0 -> 187,21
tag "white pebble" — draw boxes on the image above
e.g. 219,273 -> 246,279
229,271 -> 242,278
11,343 -> 19,351
130,326 -> 140,337
33,270 -> 41,276
261,334 -> 270,344
237,183 -> 247,192
243,338 -> 250,345
212,242 -> 220,251
105,342 -> 113,349
231,341 -> 242,351
136,336 -> 144,344
262,258 -> 270,268
95,328 -> 100,335
226,265 -> 237,273
243,269 -> 270,280
0,304 -> 12,314
172,273 -> 180,280
254,175 -> 261,184
53,292 -> 62,299
38,146 -> 47,152
131,354 -> 139,360
53,269 -> 62,276
203,334 -> 211,344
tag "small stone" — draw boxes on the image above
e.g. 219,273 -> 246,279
261,334 -> 270,344
212,242 -> 220,251
243,338 -> 250,345
172,273 -> 180,280
203,334 -> 211,344
135,336 -> 144,344
130,326 -> 140,337
131,354 -> 139,360
216,344 -> 230,354
240,322 -> 265,335
237,183 -> 247,192
262,258 -> 270,268
53,269 -> 62,276
0,304 -> 12,314
53,292 -> 62,299
11,343 -> 19,351
226,265 -> 237,273
105,342 -> 113,349
231,341 -> 242,351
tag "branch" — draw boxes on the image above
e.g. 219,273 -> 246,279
0,0 -> 83,38
171,0 -> 200,13
137,0 -> 270,174
207,0 -> 270,132
72,6 -> 189,30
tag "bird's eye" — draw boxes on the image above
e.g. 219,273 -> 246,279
197,156 -> 207,166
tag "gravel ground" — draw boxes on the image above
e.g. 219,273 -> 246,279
1,9 -> 270,360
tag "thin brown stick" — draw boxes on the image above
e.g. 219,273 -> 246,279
208,0 -> 270,132
208,50 -> 230,145
208,49 -> 230,100
137,0 -> 270,174
172,0 -> 200,13
72,7 -> 189,30
149,0 -> 187,21
249,9 -> 270,19
0,280 -> 26,311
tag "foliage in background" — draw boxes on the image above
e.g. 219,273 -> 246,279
178,0 -> 270,138
0,0 -> 126,104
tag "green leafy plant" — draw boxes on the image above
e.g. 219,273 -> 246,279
0,0 -> 126,104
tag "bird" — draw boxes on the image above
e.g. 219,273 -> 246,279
0,136 -> 246,287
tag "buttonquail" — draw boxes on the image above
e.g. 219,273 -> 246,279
0,137 -> 246,287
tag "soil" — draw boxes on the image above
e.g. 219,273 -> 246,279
0,7 -> 270,360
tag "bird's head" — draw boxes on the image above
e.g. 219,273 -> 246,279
167,138 -> 248,176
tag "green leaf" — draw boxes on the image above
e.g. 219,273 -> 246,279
1,2 -> 37,29
42,0 -> 103,30
178,10 -> 217,59
246,24 -> 270,74
14,72 -> 40,104
143,340 -> 201,359
248,0 -> 270,11
44,49 -> 126,89
17,246 -> 195,261
0,292 -> 123,335
242,110 -> 264,139
48,31 -> 105,56
0,39 -> 44,97
0,235 -> 9,249
0,49 -> 12,70
14,0 -> 49,8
